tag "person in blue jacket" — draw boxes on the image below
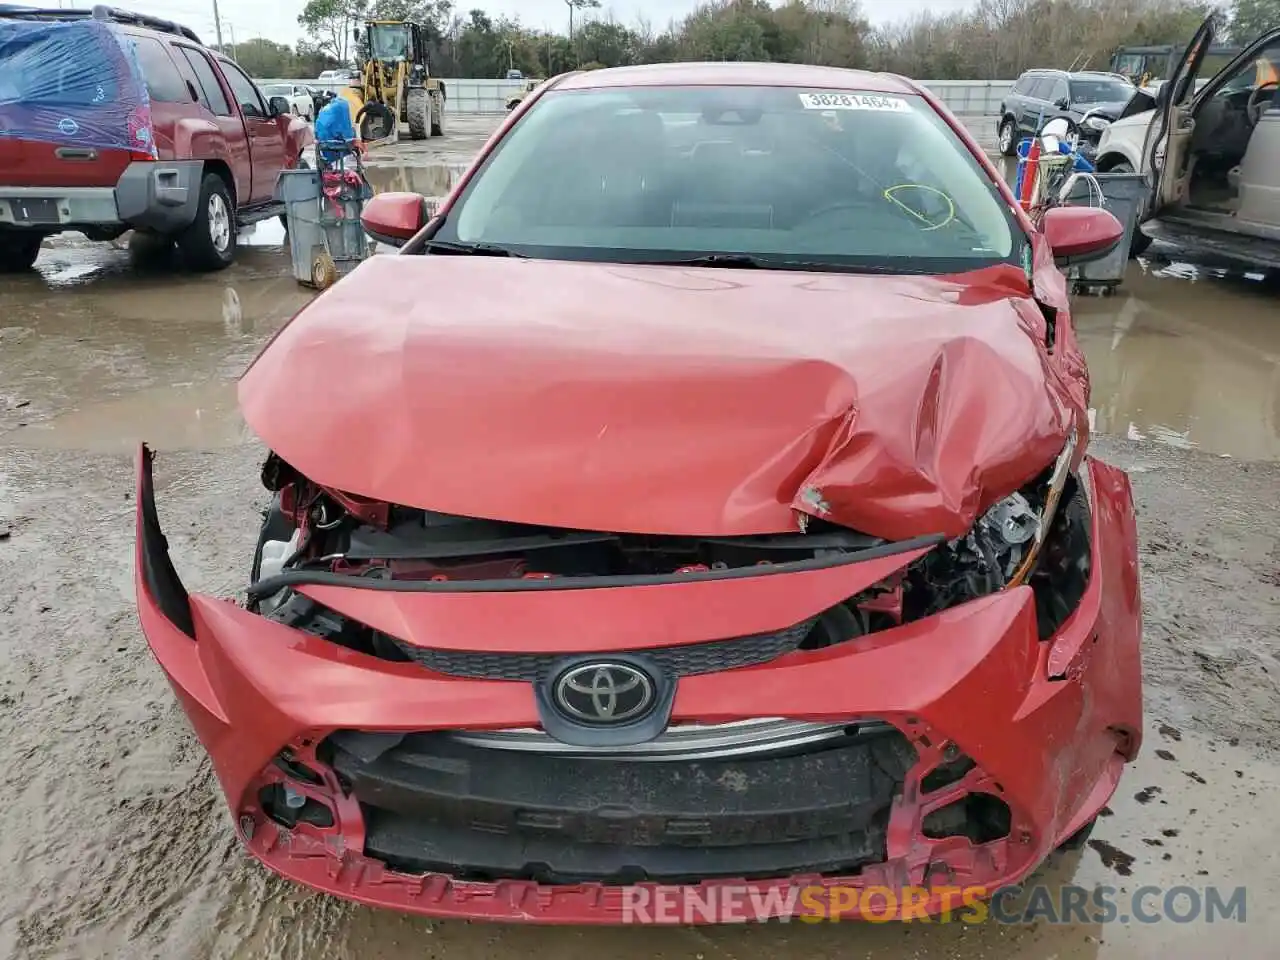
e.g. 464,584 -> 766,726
313,92 -> 365,167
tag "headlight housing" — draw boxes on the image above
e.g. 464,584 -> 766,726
900,429 -> 1085,630
1084,115 -> 1112,132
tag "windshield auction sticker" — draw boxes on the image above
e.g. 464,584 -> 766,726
798,92 -> 910,111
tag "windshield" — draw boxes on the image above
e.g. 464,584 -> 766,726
434,86 -> 1019,273
1070,78 -> 1134,103
369,24 -> 410,61
263,84 -> 290,96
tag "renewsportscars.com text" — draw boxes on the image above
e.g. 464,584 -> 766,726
621,884 -> 1247,924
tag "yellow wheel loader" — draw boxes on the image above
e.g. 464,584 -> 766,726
345,20 -> 446,149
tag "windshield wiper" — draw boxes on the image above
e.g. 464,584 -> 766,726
651,254 -> 766,268
424,240 -> 525,257
651,254 -> 926,275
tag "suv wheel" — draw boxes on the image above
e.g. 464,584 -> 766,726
998,118 -> 1018,157
0,232 -> 42,272
178,173 -> 236,271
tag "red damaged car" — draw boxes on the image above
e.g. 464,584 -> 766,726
136,63 -> 1143,923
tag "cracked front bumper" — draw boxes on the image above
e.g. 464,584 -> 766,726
135,449 -> 1142,923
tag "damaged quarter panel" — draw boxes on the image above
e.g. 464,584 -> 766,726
238,255 -> 1081,541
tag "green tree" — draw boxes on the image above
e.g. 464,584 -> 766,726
298,0 -> 369,64
394,0 -> 1228,83
1228,0 -> 1280,42
295,40 -> 343,78
576,20 -> 640,68
369,0 -> 454,41
230,38 -> 299,77
566,0 -> 602,44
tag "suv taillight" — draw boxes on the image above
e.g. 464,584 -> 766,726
128,107 -> 157,161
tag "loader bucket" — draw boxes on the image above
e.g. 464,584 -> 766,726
337,86 -> 399,150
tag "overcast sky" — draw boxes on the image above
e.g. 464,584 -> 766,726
116,0 -> 976,48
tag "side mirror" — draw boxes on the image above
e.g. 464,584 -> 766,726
1041,205 -> 1124,266
268,95 -> 291,117
361,191 -> 428,247
1055,97 -> 1070,110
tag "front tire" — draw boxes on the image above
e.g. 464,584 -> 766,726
0,231 -> 42,272
177,172 -> 236,272
1106,160 -> 1153,257
998,118 -> 1018,157
406,87 -> 429,141
430,91 -> 445,137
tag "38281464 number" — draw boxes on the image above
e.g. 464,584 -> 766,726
797,92 -> 910,112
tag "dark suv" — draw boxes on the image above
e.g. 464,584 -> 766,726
996,69 -> 1136,157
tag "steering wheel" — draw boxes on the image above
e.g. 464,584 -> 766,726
797,199 -> 930,243
1246,81 -> 1279,126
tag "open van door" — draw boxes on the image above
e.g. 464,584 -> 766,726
1143,15 -> 1216,214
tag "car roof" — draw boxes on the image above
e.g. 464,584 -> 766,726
554,61 -> 919,94
0,5 -> 202,44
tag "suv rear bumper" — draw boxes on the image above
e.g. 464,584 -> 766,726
0,160 -> 203,235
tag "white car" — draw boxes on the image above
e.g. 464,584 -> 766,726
261,83 -> 314,121
317,69 -> 355,83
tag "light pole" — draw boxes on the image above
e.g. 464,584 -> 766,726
211,0 -> 224,51
564,0 -> 599,61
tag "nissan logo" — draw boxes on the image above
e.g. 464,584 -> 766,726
553,662 -> 655,724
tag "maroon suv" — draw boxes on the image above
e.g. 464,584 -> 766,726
0,6 -> 312,271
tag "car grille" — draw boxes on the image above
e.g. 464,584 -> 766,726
390,617 -> 817,681
325,724 -> 917,884
449,718 -> 895,760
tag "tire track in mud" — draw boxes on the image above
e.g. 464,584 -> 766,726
0,436 -> 1276,958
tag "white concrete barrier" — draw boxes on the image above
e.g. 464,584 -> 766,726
259,76 -> 1018,116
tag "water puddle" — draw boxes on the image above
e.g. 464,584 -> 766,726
246,163 -> 463,249
240,219 -> 287,248
364,162 -> 466,213
0,272 -> 313,439
4,380 -> 249,454
1074,265 -> 1280,461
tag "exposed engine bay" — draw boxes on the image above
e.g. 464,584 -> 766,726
247,449 -> 1093,659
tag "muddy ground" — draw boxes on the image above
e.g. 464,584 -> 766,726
1,114 -> 1278,959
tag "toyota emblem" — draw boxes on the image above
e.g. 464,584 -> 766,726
553,662 -> 655,724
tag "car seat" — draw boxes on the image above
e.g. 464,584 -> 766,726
1234,85 -> 1280,227
537,108 -> 670,229
672,138 -> 775,230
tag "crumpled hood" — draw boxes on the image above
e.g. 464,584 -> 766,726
239,255 -> 1082,541
1080,100 -> 1130,120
